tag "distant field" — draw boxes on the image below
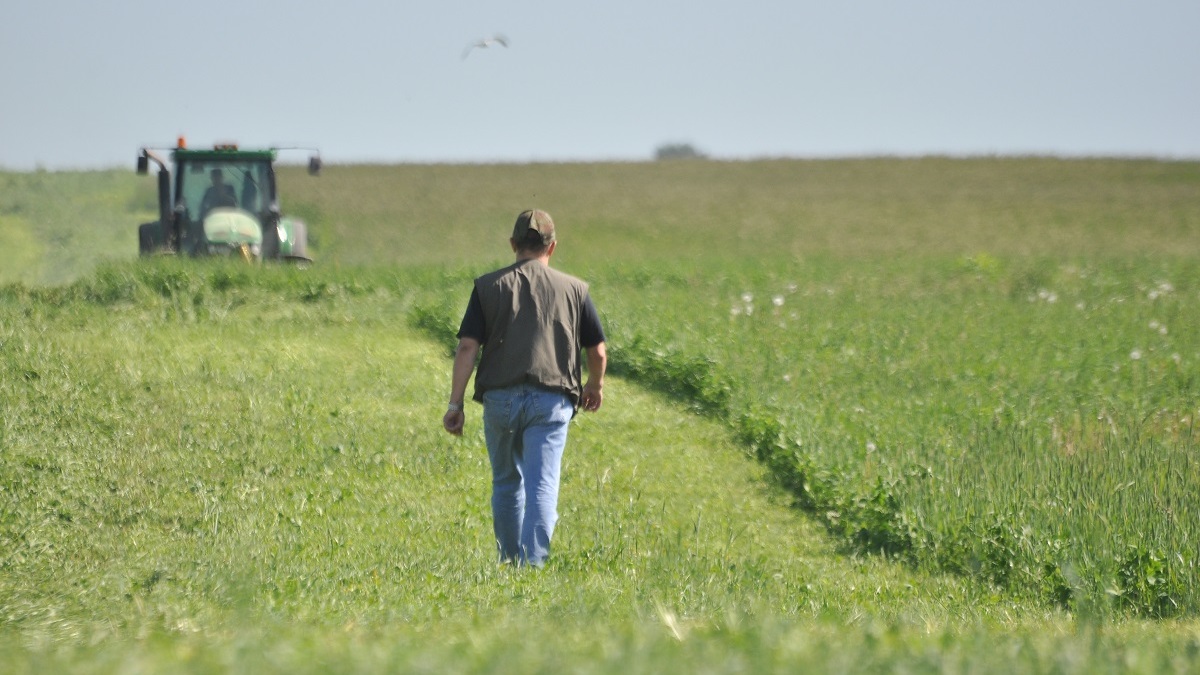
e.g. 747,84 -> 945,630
0,170 -> 155,286
6,157 -> 1198,283
2,158 -> 1199,672
288,158 -> 1200,268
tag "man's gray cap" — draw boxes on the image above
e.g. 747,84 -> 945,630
512,209 -> 555,246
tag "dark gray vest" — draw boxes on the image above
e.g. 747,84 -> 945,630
472,259 -> 589,406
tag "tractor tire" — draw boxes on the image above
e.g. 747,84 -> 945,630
282,219 -> 312,264
138,222 -> 164,255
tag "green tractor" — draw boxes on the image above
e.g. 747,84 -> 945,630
137,138 -> 321,262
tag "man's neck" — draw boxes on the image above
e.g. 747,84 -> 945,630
515,253 -> 551,265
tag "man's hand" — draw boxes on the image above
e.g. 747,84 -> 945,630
580,382 -> 603,412
443,408 -> 465,435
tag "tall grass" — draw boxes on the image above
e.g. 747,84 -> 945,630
584,254 -> 1200,616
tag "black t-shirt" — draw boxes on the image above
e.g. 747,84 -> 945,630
457,287 -> 606,347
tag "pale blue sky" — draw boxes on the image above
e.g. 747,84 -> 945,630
2,0 -> 1197,170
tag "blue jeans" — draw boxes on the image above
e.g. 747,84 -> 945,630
481,385 -> 573,566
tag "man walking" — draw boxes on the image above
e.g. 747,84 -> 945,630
443,209 -> 607,567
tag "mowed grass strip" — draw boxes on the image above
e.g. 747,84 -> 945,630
0,278 -> 1003,647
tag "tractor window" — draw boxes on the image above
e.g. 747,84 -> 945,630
179,161 -> 271,219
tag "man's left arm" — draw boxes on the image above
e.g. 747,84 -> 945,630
578,293 -> 607,412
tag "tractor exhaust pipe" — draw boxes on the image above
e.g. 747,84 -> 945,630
137,149 -> 174,250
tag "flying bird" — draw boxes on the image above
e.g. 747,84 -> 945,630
462,34 -> 509,60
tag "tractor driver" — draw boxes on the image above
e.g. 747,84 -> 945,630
200,168 -> 238,217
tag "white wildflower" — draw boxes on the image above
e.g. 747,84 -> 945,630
1149,282 -> 1174,300
772,295 -> 785,307
866,442 -> 877,452
1130,349 -> 1143,361
741,292 -> 754,304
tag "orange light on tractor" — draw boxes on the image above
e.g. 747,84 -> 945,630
177,135 -> 187,148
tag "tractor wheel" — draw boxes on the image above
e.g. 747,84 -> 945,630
283,219 -> 312,264
138,222 -> 164,255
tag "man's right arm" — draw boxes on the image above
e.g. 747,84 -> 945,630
443,337 -> 480,435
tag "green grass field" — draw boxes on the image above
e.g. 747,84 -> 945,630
2,159 -> 1200,672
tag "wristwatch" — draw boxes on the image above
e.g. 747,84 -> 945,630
447,402 -> 464,412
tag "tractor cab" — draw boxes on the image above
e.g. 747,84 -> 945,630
174,149 -> 275,258
137,138 -> 320,262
